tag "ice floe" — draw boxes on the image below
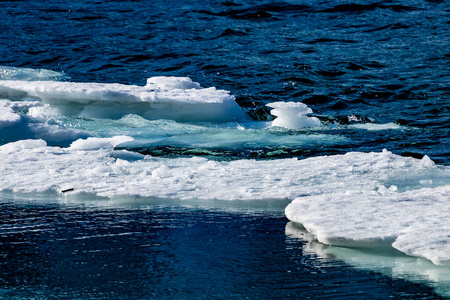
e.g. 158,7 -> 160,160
267,102 -> 321,129
0,77 -> 248,122
286,222 -> 450,298
1,137 -> 448,268
284,149 -> 450,267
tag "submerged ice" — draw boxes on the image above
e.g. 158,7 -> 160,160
0,70 -> 330,150
0,66 -> 66,81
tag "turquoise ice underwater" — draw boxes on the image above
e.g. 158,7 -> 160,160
1,66 -> 450,297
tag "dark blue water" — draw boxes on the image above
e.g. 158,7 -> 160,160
1,0 -> 449,298
2,0 -> 449,163
0,201 -> 443,299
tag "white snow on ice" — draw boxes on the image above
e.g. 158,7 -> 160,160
267,102 -> 321,129
0,138 -> 449,268
0,100 -> 21,128
0,77 -> 249,122
284,149 -> 450,267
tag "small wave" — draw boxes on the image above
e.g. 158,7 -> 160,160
321,3 -> 417,13
316,69 -> 346,77
363,23 -> 410,33
218,28 -> 249,37
306,38 -> 359,44
197,3 -> 312,20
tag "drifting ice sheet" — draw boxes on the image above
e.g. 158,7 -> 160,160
284,150 -> 450,267
285,222 -> 450,298
0,138 -> 449,267
286,187 -> 450,265
0,77 -> 248,122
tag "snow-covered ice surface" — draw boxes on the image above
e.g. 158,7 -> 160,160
0,100 -> 22,129
1,136 -> 449,272
284,150 -> 450,266
0,77 -> 248,122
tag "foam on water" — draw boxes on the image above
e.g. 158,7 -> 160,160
349,122 -> 401,131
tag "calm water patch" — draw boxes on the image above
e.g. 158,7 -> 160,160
0,200 -> 444,299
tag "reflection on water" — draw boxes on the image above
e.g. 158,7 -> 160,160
0,199 -> 443,299
286,222 -> 450,298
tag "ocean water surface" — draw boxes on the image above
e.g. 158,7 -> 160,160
1,0 -> 449,298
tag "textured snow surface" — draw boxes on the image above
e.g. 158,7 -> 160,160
285,151 -> 450,266
1,137 -> 448,266
0,77 -> 248,122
